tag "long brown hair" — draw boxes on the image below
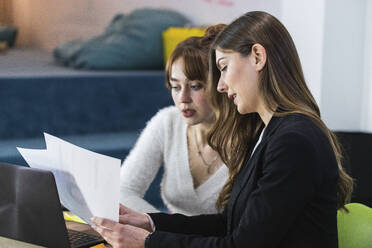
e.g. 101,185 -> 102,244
207,11 -> 353,210
165,24 -> 226,89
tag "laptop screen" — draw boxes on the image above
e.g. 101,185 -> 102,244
0,162 -> 71,247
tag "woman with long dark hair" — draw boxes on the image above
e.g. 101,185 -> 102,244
92,11 -> 353,248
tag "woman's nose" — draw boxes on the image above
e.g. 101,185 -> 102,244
217,78 -> 227,93
180,88 -> 191,103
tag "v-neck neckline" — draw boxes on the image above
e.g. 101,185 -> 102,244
183,123 -> 226,196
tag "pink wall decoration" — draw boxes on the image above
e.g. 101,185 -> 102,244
203,0 -> 234,7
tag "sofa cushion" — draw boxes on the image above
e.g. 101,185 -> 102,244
53,8 -> 189,70
162,27 -> 205,65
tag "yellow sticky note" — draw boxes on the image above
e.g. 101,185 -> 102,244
90,243 -> 106,248
63,211 -> 87,224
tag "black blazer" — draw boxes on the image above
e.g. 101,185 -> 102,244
148,114 -> 339,248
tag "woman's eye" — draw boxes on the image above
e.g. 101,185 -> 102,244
191,84 -> 203,90
221,66 -> 227,72
171,86 -> 181,91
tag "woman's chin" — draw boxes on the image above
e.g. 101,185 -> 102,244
236,106 -> 245,115
184,117 -> 200,126
236,106 -> 250,115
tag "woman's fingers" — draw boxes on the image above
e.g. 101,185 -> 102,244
119,214 -> 144,228
91,216 -> 118,231
119,214 -> 130,224
119,203 -> 132,215
91,219 -> 149,248
92,224 -> 123,247
118,213 -> 152,232
92,225 -> 111,238
91,217 -> 125,245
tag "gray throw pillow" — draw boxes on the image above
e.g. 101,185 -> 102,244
53,8 -> 189,70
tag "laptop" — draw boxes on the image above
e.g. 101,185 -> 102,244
0,162 -> 105,248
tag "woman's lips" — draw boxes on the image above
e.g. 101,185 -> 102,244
182,109 -> 196,118
228,94 -> 237,104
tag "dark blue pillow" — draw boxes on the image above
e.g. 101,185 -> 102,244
0,25 -> 18,47
54,8 -> 189,70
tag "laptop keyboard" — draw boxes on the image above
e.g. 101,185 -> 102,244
68,229 -> 104,248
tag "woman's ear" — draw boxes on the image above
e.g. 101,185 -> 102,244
251,44 -> 267,72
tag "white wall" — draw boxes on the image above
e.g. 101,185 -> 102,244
280,0 -> 325,107
321,0 -> 367,131
280,0 -> 372,132
96,0 -> 281,26
361,0 -> 372,132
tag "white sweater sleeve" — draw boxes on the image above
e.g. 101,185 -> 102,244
119,108 -> 167,213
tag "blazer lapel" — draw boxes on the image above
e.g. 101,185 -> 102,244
226,141 -> 264,233
226,116 -> 284,233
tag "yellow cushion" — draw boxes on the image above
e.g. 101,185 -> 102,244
162,27 -> 205,65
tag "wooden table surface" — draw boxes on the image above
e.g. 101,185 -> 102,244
0,236 -> 45,248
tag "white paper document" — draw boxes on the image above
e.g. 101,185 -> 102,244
17,133 -> 121,225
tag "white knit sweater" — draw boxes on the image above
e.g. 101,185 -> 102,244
120,106 -> 228,215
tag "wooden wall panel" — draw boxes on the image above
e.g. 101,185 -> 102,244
0,0 -> 13,24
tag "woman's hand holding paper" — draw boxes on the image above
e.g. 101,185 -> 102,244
91,204 -> 153,248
